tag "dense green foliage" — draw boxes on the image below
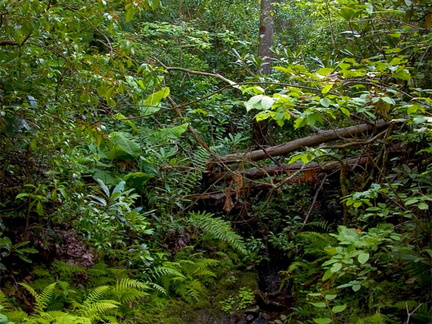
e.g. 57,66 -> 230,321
1,0 -> 431,323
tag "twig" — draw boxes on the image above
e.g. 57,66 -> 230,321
405,302 -> 422,324
301,174 -> 328,230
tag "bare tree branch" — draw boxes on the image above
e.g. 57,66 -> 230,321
207,120 -> 389,166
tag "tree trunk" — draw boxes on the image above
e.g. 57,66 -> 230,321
253,0 -> 276,147
258,0 -> 276,74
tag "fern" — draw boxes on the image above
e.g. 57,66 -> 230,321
355,312 -> 388,324
305,220 -> 332,232
151,256 -> 218,302
80,301 -> 119,320
147,282 -> 167,295
20,282 -> 57,314
297,231 -> 336,257
188,211 -> 247,254
152,264 -> 186,280
82,286 -> 110,306
1,310 -> 28,322
52,261 -> 87,280
111,278 -> 149,304
44,311 -> 92,324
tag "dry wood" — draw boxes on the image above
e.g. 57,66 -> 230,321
191,155 -> 371,201
207,120 -> 388,167
204,156 -> 371,183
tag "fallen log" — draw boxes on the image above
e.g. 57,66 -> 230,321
190,156 -> 371,201
204,156 -> 371,183
207,120 -> 388,167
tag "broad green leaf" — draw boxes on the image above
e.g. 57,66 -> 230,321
320,98 -> 331,107
140,101 -> 161,116
241,86 -> 265,94
322,84 -> 333,94
261,96 -> 274,110
338,62 -> 351,70
339,7 -> 356,20
16,193 -> 30,199
330,262 -> 342,273
313,318 -> 332,324
332,304 -> 347,313
322,269 -> 333,281
114,113 -> 139,132
18,254 -> 33,263
393,69 -> 411,81
352,284 -> 361,292
154,123 -> 189,140
417,202 -> 429,210
124,172 -> 153,187
357,252 -> 370,264
381,97 -> 395,105
126,6 -> 136,22
112,181 -> 126,195
340,107 -> 350,116
308,293 -> 322,297
108,132 -> 141,160
245,95 -> 263,112
325,294 -> 338,300
18,248 -> 38,254
92,170 -> 120,186
36,201 -> 44,216
255,111 -> 271,122
245,95 -> 274,112
310,302 -> 327,308
317,67 -> 334,76
406,104 -> 425,115
145,87 -> 170,106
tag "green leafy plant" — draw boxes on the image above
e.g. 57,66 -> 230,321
220,287 -> 255,314
77,179 -> 154,266
152,254 -> 219,303
0,237 -> 37,271
321,225 -> 401,289
307,291 -> 347,324
188,211 -> 247,255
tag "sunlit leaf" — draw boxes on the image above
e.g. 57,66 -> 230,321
357,252 -> 370,264
332,304 -> 347,313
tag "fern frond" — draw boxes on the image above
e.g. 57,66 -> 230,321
192,256 -> 219,269
111,279 -> 149,304
2,310 -> 28,321
116,278 -> 149,290
297,231 -> 336,256
193,268 -> 217,278
90,276 -> 114,287
83,286 -> 111,306
152,265 -> 186,280
189,211 -> 247,254
286,260 -> 310,274
185,279 -> 205,301
80,300 -> 119,320
0,290 -> 9,306
355,312 -> 387,324
305,221 -> 332,232
110,268 -> 129,280
147,282 -> 167,295
45,311 -> 92,324
102,315 -> 120,324
52,261 -> 86,277
20,282 -> 57,314
192,148 -> 211,171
